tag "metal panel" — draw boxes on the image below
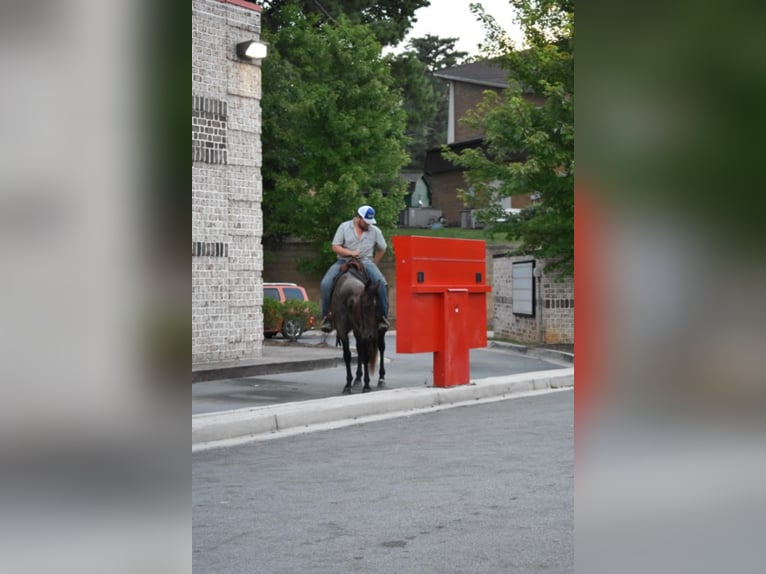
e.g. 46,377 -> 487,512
512,260 -> 535,316
393,236 -> 491,386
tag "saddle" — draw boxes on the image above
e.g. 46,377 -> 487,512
339,257 -> 369,283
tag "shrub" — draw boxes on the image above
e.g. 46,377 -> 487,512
263,297 -> 282,331
282,299 -> 320,331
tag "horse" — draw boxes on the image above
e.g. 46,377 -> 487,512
329,260 -> 386,394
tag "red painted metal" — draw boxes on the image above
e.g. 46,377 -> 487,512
393,236 -> 491,387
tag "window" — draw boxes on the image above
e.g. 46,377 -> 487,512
264,288 -> 280,301
283,288 -> 305,301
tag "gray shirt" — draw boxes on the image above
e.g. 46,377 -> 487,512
332,220 -> 386,261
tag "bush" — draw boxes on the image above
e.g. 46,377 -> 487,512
263,297 -> 282,331
282,299 -> 320,331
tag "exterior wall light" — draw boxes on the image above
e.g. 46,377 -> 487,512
236,40 -> 267,60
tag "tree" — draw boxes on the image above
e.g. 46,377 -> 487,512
388,52 -> 437,170
407,35 -> 468,152
260,2 -> 409,271
262,0 -> 429,46
388,36 -> 468,170
445,1 -> 574,277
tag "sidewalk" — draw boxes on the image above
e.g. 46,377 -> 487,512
192,337 -> 342,383
192,330 -> 573,384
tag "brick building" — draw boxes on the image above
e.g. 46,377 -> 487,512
425,60 -> 537,226
492,256 -> 573,345
192,0 -> 266,363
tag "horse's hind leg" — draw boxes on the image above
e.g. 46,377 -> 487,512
377,334 -> 386,388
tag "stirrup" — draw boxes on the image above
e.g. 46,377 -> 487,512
321,315 -> 333,332
377,317 -> 389,331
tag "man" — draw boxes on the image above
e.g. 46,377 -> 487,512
319,205 -> 389,332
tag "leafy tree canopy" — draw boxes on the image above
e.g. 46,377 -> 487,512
388,35 -> 468,169
260,1 -> 409,271
262,0 -> 430,46
445,0 -> 574,277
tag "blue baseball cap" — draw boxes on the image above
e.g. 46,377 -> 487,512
357,205 -> 376,224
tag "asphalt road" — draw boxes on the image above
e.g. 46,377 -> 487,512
192,333 -> 568,414
193,390 -> 573,573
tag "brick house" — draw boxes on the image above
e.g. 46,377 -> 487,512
192,0 -> 266,364
426,59 -> 573,344
425,60 -> 536,227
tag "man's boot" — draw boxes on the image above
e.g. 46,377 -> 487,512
377,316 -> 390,332
321,314 -> 334,333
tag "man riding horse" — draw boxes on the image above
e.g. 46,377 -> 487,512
319,205 -> 389,333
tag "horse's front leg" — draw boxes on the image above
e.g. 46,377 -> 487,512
362,360 -> 371,393
353,354 -> 363,387
377,334 -> 386,388
341,337 -> 353,394
357,339 -> 372,393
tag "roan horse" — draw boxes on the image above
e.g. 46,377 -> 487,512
329,260 -> 386,394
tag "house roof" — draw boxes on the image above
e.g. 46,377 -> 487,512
433,60 -> 509,89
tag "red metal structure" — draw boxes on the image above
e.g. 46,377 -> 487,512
393,236 -> 491,387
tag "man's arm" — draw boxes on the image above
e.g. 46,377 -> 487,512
373,247 -> 386,265
333,243 -> 359,258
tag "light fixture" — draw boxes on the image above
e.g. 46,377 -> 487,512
236,40 -> 268,60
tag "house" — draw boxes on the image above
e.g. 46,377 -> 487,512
425,60 -> 536,227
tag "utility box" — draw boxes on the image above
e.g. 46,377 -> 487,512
393,236 -> 491,387
400,207 -> 443,228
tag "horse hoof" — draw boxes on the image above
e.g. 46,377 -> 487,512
342,387 -> 351,395
352,380 -> 362,387
377,380 -> 385,388
362,387 -> 371,393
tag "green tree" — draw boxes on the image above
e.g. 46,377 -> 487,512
445,1 -> 573,277
388,36 -> 468,170
260,2 -> 409,271
262,0 -> 429,46
408,35 -> 469,151
388,52 -> 437,170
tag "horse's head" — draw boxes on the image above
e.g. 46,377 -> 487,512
356,279 -> 379,340
332,273 -> 378,340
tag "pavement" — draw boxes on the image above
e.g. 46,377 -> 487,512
192,330 -> 574,450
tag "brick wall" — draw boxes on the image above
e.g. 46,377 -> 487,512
429,170 -> 470,226
452,82 -> 503,143
192,0 -> 265,364
493,256 -> 573,344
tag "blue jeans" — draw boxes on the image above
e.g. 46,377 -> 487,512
321,259 -> 388,318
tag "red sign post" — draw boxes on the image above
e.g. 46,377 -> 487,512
393,236 -> 491,387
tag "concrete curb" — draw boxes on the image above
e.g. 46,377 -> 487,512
192,367 -> 573,448
487,341 -> 574,364
192,357 -> 343,383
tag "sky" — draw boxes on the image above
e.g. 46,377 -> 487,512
389,0 -> 525,57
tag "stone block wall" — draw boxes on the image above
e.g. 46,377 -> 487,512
192,0 -> 265,363
493,255 -> 574,344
